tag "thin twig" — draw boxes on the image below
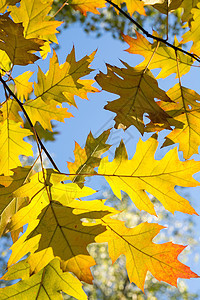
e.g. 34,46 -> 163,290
0,74 -> 60,173
106,0 -> 200,63
51,1 -> 69,19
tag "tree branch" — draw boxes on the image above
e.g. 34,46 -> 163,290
106,0 -> 200,63
0,74 -> 60,173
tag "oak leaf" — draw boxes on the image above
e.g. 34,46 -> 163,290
34,48 -> 98,107
1,99 -> 22,123
60,254 -> 96,284
0,167 -> 32,235
0,120 -> 33,175
96,62 -> 171,134
158,84 -> 200,159
123,32 -> 193,79
0,50 -> 11,74
8,200 -> 115,283
8,169 -> 95,231
1,259 -> 30,281
98,136 -> 200,215
0,14 -> 44,66
181,0 -> 199,22
182,3 -> 200,56
0,258 -> 87,300
14,71 -> 34,101
68,129 -> 111,187
7,170 -> 97,283
96,220 -> 198,291
24,98 -> 73,131
9,0 -> 62,43
0,167 -> 31,214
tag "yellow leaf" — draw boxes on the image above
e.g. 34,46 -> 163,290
159,84 -> 200,159
1,99 -> 22,123
182,3 -> 200,56
98,136 -> 200,215
39,41 -> 51,59
27,198 -> 117,283
24,98 -> 73,131
0,258 -> 87,300
0,167 -> 32,236
181,0 -> 199,22
0,0 -> 18,13
9,169 -> 96,231
0,120 -> 33,175
123,32 -> 193,79
0,175 -> 12,187
8,200 -> 113,283
2,259 -> 30,281
10,0 -> 62,43
14,71 -> 34,101
96,62 -> 171,134
0,0 -> 8,13
34,48 -> 98,107
60,254 -> 96,284
0,13 -> 44,66
69,198 -> 118,217
0,50 -> 11,74
96,220 -> 198,291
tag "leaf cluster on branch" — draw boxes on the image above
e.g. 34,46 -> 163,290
0,0 -> 199,299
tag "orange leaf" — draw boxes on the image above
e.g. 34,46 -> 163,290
96,220 -> 199,291
69,0 -> 106,15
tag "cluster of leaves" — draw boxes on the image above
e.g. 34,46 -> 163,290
0,0 -> 200,299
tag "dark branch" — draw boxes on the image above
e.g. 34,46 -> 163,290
0,74 -> 60,172
106,0 -> 200,63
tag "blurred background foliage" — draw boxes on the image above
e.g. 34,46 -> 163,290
52,1 -> 185,41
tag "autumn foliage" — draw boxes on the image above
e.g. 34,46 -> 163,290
0,0 -> 199,298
